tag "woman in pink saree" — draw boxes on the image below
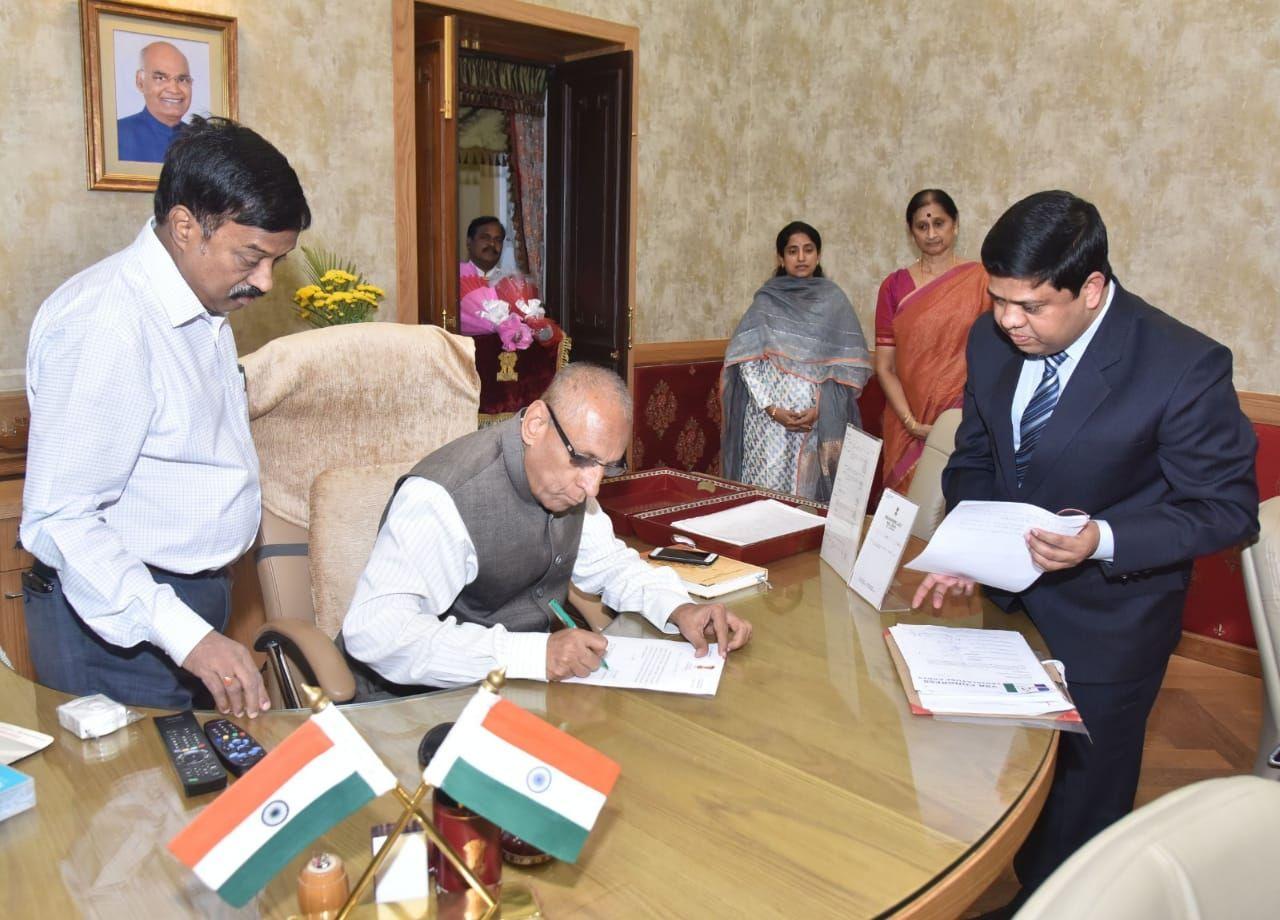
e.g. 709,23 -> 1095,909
874,190 -> 991,493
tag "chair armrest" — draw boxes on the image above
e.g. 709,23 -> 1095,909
253,620 -> 356,703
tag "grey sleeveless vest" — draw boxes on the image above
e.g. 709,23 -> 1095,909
389,414 -> 585,632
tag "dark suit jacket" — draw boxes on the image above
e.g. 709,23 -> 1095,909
944,284 -> 1258,683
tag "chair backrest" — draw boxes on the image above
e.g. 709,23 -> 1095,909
1242,496 -> 1280,778
1014,776 -> 1280,919
243,323 -> 480,629
243,322 -> 480,529
309,462 -> 412,638
905,408 -> 963,541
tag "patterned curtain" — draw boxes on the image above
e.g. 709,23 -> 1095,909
459,55 -> 548,289
507,112 -> 545,290
459,56 -> 547,116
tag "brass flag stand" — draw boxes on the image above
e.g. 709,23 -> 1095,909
301,670 -> 540,919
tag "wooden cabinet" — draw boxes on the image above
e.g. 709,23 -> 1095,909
0,478 -> 33,679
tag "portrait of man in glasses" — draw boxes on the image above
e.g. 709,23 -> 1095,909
117,40 -> 195,163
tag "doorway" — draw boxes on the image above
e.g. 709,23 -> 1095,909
391,0 -> 638,377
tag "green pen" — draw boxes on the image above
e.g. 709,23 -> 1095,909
548,598 -> 610,670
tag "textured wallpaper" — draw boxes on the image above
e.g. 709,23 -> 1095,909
2,0 -> 1277,392
0,0 -> 397,391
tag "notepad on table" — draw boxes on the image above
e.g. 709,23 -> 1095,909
647,554 -> 769,599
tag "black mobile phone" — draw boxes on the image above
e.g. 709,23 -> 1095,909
649,546 -> 719,566
1269,742 -> 1280,770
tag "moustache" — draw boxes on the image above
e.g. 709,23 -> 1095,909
229,284 -> 265,300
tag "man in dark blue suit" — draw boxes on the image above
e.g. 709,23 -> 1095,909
913,190 -> 1258,911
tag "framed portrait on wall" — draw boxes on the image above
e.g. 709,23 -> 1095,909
80,0 -> 237,191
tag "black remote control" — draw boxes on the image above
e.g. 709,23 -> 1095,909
203,718 -> 267,777
154,711 -> 227,796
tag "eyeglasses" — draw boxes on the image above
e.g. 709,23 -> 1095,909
145,70 -> 193,87
545,405 -> 627,477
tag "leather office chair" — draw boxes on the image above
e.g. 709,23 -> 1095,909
1242,496 -> 1280,778
905,407 -> 963,541
1013,775 -> 1280,919
240,323 -> 480,707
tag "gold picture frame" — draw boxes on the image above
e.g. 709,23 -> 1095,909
80,0 -> 237,191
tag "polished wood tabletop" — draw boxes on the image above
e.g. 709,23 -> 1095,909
0,550 -> 1055,918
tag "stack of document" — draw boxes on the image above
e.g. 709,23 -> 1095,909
887,624 -> 1074,716
647,554 -> 769,599
671,498 -> 825,546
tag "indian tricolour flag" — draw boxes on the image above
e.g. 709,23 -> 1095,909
167,704 -> 395,908
423,687 -> 620,863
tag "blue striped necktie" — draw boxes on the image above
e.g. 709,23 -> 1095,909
1016,352 -> 1068,487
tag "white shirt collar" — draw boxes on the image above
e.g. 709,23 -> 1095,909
469,260 -> 503,283
137,219 -> 212,328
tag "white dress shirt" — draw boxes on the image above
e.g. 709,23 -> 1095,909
22,221 -> 261,665
342,478 -> 692,687
1009,281 -> 1116,561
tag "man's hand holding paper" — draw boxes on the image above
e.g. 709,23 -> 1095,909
1026,519 -> 1100,572
905,501 -> 1093,599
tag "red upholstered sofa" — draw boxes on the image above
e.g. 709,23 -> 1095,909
628,340 -> 1277,658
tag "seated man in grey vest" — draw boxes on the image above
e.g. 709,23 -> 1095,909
342,364 -> 753,687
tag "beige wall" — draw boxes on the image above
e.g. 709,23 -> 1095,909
3,1 -> 1277,393
0,0 -> 397,391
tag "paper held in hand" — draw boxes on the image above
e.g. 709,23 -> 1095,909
904,500 -> 1090,592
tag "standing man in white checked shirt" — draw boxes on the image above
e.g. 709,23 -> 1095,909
21,116 -> 310,716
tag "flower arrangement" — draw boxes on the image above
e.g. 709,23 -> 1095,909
293,247 -> 385,327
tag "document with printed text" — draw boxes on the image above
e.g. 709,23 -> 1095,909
888,624 -> 1074,716
849,488 -> 917,609
904,500 -> 1089,592
820,425 -> 882,580
563,637 -> 725,696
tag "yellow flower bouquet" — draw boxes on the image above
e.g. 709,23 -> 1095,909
293,247 -> 385,327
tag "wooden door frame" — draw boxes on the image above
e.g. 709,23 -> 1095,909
391,0 -> 639,361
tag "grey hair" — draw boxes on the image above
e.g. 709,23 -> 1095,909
543,363 -> 632,427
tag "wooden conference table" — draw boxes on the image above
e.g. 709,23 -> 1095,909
0,548 -> 1055,918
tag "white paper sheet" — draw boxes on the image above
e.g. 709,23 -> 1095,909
904,500 -> 1090,592
849,488 -> 918,609
671,498 -> 826,547
0,722 -> 54,765
562,637 -> 725,696
820,425 -> 882,579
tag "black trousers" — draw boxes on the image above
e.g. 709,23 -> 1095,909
1013,659 -> 1169,893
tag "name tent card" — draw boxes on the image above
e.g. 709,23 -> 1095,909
849,488 -> 918,611
820,425 -> 882,580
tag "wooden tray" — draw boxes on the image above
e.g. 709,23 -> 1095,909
597,469 -> 749,535
600,468 -> 827,565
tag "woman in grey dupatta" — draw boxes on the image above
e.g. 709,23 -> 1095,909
721,222 -> 872,501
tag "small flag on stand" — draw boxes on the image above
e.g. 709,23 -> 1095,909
168,704 -> 396,908
423,687 -> 620,863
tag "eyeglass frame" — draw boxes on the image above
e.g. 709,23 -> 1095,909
544,405 -> 628,478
